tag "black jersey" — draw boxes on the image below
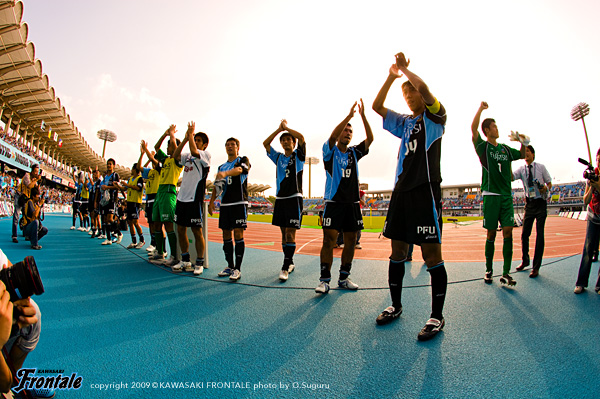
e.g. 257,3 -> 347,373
383,100 -> 446,192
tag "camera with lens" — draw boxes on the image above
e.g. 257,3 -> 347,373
0,256 -> 44,302
578,158 -> 599,182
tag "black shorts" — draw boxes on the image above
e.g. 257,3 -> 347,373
322,202 -> 363,232
80,202 -> 89,215
272,197 -> 303,229
73,201 -> 81,212
100,200 -> 117,216
219,204 -> 247,231
383,183 -> 442,244
174,200 -> 203,228
127,202 -> 141,220
146,194 -> 156,224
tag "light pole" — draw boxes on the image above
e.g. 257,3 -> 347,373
97,129 -> 117,158
570,102 -> 591,163
304,156 -> 320,198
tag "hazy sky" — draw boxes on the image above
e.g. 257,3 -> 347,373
19,0 -> 600,196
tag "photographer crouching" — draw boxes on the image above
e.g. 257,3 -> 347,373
22,188 -> 48,251
574,149 -> 600,294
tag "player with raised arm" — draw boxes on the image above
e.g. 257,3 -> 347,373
471,101 -> 527,286
147,125 -> 188,265
372,52 -> 447,341
316,99 -> 373,294
263,119 -> 305,281
208,138 -> 251,281
172,123 -> 211,275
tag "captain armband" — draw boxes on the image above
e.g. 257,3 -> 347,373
426,98 -> 441,114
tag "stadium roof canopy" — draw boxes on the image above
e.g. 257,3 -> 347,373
0,1 -> 130,178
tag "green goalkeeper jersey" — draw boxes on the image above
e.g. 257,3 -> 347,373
474,134 -> 522,195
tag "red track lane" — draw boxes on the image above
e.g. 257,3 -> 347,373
139,215 -> 586,263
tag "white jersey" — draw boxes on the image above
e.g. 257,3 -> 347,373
177,151 -> 211,202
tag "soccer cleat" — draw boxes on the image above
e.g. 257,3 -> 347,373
516,263 -> 527,271
194,265 -> 204,275
229,269 -> 241,281
97,234 -> 106,239
30,245 -> 42,250
149,253 -> 167,264
217,268 -> 233,277
338,278 -> 359,290
417,318 -> 445,341
12,237 -> 18,243
484,271 -> 493,284
315,281 -> 330,294
279,269 -> 289,281
184,262 -> 195,272
339,243 -> 345,249
288,264 -> 295,273
172,261 -> 191,273
135,241 -> 145,249
146,245 -> 155,252
574,286 -> 585,294
355,243 -> 362,249
376,305 -> 403,325
101,239 -> 112,245
77,227 -> 86,231
116,234 -> 123,244
88,230 -> 94,235
70,226 -> 76,230
162,256 -> 178,267
126,243 -> 136,249
500,274 -> 517,287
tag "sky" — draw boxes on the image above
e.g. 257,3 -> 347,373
17,0 -> 600,197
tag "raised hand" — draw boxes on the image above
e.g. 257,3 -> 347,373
186,121 -> 196,137
280,119 -> 288,131
394,52 -> 410,69
358,98 -> 366,116
348,101 -> 358,118
480,101 -> 489,110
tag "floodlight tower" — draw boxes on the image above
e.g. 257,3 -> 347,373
570,102 -> 591,163
304,156 -> 320,198
97,129 -> 117,158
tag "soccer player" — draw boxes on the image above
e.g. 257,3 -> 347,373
372,52 -> 447,341
512,145 -> 552,278
79,171 -> 91,232
88,167 -> 102,238
119,163 -> 145,249
263,119 -> 305,281
208,138 -> 251,281
471,101 -> 526,285
99,158 -> 122,245
172,122 -> 211,275
146,124 -> 188,265
315,99 -> 373,294
71,170 -> 83,231
139,141 -> 162,253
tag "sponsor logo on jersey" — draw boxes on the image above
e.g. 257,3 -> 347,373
490,151 -> 508,161
417,226 -> 436,235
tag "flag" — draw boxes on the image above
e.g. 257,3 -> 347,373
53,132 -> 58,141
47,128 -> 51,139
58,139 -> 63,148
